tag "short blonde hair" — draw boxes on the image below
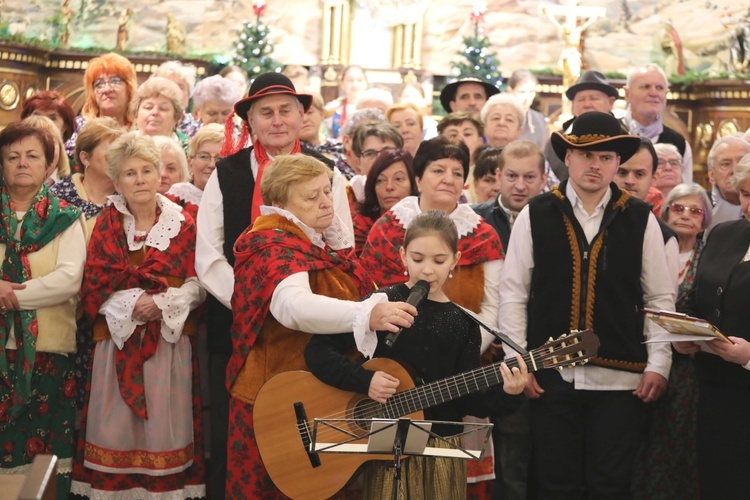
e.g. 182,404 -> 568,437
74,117 -> 125,168
187,123 -> 224,158
22,114 -> 70,178
260,155 -> 332,206
105,132 -> 161,180
152,135 -> 189,183
130,77 -> 184,125
152,60 -> 197,93
480,94 -> 526,128
386,103 -> 423,131
731,153 -> 750,189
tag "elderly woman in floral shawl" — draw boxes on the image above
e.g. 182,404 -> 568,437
226,154 -> 418,498
71,132 -> 206,498
0,121 -> 86,497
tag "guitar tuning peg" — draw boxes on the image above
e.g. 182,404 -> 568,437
555,366 -> 563,372
548,336 -> 553,342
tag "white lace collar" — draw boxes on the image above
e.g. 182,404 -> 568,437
260,205 -> 354,251
166,182 -> 203,206
107,193 -> 185,251
390,196 -> 482,238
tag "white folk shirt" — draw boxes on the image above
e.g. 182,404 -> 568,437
498,182 -> 675,390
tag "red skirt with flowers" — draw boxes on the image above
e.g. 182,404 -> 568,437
0,350 -> 76,499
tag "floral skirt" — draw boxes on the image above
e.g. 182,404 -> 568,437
0,350 -> 76,499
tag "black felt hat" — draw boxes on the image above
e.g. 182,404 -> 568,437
234,72 -> 312,121
565,70 -> 619,100
439,76 -> 500,113
550,111 -> 641,163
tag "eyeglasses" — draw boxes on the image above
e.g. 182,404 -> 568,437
360,147 -> 396,160
657,159 -> 681,169
93,77 -> 124,93
669,203 -> 705,218
192,153 -> 223,163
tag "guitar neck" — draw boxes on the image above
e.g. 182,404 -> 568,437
382,353 -> 531,419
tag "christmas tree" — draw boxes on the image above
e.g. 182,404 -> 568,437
232,1 -> 282,83
450,4 -> 502,87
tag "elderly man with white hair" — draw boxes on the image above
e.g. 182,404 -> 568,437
705,135 -> 750,231
195,72 -> 353,500
622,63 -> 693,183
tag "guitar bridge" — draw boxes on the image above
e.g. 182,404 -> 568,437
294,402 -> 321,468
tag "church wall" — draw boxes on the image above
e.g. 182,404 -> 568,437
3,0 -> 746,77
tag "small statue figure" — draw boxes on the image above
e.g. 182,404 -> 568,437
116,8 -> 133,51
58,0 -> 74,48
730,16 -> 750,75
660,19 -> 686,77
166,13 -> 186,54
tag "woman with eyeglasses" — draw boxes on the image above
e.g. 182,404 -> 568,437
166,124 -> 224,220
672,155 -> 750,498
633,182 -> 712,497
653,143 -> 684,201
64,53 -> 138,161
347,122 -> 403,207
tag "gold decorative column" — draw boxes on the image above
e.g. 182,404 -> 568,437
391,18 -> 424,69
321,0 -> 351,66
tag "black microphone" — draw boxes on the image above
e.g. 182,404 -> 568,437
384,280 -> 430,347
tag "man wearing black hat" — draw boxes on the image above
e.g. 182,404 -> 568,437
439,76 -> 500,117
194,72 -> 352,499
498,111 -> 675,498
544,70 -> 620,181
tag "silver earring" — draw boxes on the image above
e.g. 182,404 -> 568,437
403,270 -> 408,276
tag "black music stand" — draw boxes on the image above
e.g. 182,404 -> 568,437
310,417 -> 493,500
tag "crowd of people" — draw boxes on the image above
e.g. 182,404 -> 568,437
0,50 -> 748,500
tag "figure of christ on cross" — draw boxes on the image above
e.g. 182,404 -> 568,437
539,0 -> 605,117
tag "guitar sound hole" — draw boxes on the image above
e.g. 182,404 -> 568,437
352,399 -> 384,432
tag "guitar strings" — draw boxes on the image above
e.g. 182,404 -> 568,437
300,338 -> 589,443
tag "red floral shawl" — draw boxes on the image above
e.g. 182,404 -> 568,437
359,210 -> 504,288
82,202 -> 196,419
227,213 -> 372,388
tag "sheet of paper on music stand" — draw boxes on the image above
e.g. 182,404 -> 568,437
366,420 -> 432,454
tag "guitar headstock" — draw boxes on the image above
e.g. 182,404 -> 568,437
532,330 -> 600,372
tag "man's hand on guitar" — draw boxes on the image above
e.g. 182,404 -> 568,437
500,355 -> 528,395
368,370 -> 400,403
523,373 -> 545,399
369,302 -> 417,333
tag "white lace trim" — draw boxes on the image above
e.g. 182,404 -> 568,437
107,193 -> 185,252
390,196 -> 482,238
260,205 -> 354,251
349,174 -> 366,203
70,480 -> 206,499
102,289 -> 147,349
152,287 -> 191,343
0,457 -> 73,476
166,182 -> 203,207
352,293 -> 389,359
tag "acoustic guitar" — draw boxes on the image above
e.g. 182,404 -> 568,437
253,330 -> 599,500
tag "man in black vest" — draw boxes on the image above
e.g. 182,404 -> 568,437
622,63 -> 693,184
499,112 -> 676,498
195,72 -> 350,499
